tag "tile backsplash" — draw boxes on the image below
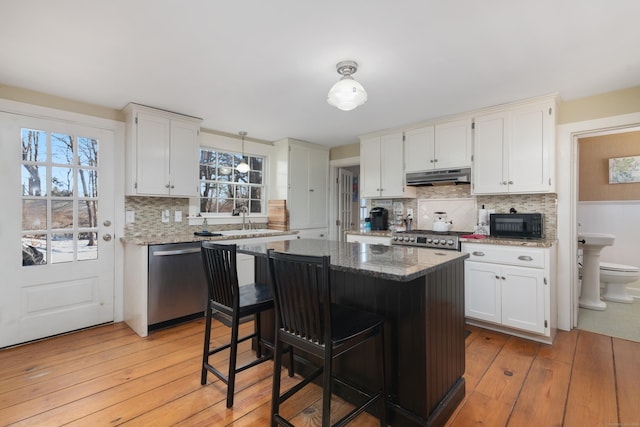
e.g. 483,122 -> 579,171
123,196 -> 267,238
373,184 -> 558,239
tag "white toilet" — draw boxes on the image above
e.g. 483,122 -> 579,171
600,262 -> 639,303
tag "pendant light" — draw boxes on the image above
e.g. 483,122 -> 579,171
236,131 -> 250,173
327,60 -> 367,111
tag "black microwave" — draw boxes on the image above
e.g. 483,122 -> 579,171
490,213 -> 544,239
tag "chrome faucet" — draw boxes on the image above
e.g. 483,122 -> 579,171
232,206 -> 249,230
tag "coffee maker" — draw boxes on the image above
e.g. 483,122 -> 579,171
369,207 -> 389,231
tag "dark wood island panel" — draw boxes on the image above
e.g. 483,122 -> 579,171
244,239 -> 467,427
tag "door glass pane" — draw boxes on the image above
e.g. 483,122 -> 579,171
51,166 -> 73,196
78,200 -> 98,228
51,200 -> 73,229
51,133 -> 74,164
78,169 -> 97,197
20,128 -> 100,267
78,232 -> 98,261
51,233 -> 74,264
78,137 -> 98,167
21,165 -> 47,196
22,234 -> 47,266
21,129 -> 47,162
22,199 -> 47,230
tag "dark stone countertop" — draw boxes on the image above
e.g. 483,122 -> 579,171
237,238 -> 468,282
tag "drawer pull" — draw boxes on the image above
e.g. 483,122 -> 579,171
518,255 -> 534,261
472,251 -> 485,256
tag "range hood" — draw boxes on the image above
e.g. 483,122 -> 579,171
406,167 -> 471,186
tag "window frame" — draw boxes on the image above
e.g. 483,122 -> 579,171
189,139 -> 269,226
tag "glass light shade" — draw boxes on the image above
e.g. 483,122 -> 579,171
236,161 -> 250,173
327,76 -> 368,111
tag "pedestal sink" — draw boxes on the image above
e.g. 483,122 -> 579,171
578,233 -> 615,310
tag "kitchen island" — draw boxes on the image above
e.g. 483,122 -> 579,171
237,239 -> 468,427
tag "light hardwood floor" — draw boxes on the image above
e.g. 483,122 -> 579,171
1,318 -> 639,426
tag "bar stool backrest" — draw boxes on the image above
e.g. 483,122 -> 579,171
201,242 -> 239,312
268,251 -> 331,347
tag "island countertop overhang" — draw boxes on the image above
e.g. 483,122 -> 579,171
236,238 -> 469,282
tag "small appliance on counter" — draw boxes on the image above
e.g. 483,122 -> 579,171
490,212 -> 544,239
369,207 -> 389,231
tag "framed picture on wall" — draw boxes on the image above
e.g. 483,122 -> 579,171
609,156 -> 640,184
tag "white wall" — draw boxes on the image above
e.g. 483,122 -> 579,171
578,202 -> 640,267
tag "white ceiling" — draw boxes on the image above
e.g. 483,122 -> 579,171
1,0 -> 639,147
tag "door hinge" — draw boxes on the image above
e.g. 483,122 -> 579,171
549,178 -> 552,186
336,219 -> 341,226
135,116 -> 138,125
544,277 -> 548,285
134,181 -> 138,189
544,320 -> 548,328
402,134 -> 406,142
336,177 -> 339,184
471,121 -> 475,130
471,154 -> 474,162
549,107 -> 553,115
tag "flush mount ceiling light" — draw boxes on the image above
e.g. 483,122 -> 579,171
236,131 -> 250,173
327,60 -> 368,111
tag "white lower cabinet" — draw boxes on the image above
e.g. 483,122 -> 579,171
294,228 -> 329,239
345,233 -> 392,246
463,242 -> 557,343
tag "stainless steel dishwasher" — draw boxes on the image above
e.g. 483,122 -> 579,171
148,242 -> 208,329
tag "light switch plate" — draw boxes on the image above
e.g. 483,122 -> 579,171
161,209 -> 170,223
175,210 -> 182,222
125,210 -> 135,223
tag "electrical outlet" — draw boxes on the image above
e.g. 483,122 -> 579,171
125,210 -> 135,223
161,209 -> 170,223
175,210 -> 182,222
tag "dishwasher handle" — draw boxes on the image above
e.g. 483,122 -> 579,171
153,248 -> 202,256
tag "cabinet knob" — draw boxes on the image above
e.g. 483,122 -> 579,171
472,251 -> 485,256
508,181 -> 514,185
518,255 -> 533,261
434,159 -> 438,162
170,185 -> 175,189
501,276 -> 506,280
165,183 -> 170,188
430,159 -> 434,163
309,189 -> 314,192
495,275 -> 500,280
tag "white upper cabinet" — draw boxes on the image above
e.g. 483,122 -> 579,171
123,103 -> 201,197
404,118 -> 472,173
361,132 -> 415,198
472,96 -> 556,195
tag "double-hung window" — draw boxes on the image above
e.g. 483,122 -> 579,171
198,147 -> 265,215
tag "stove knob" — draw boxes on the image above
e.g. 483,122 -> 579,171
432,239 -> 439,244
447,239 -> 455,246
440,240 -> 447,245
427,238 -> 433,243
404,236 -> 410,242
409,237 -> 416,242
392,235 -> 398,241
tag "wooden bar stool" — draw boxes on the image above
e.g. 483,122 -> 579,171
200,242 -> 277,408
267,251 -> 387,427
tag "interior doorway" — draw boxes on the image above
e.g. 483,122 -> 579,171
574,127 -> 640,342
328,157 -> 360,241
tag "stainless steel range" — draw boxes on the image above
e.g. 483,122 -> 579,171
391,230 -> 470,251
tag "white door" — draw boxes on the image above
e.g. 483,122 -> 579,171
338,168 -> 354,241
0,113 -> 115,348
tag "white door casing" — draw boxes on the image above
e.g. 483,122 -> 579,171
0,111 -> 117,347
338,168 -> 354,240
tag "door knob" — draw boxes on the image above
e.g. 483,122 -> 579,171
103,234 -> 112,242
